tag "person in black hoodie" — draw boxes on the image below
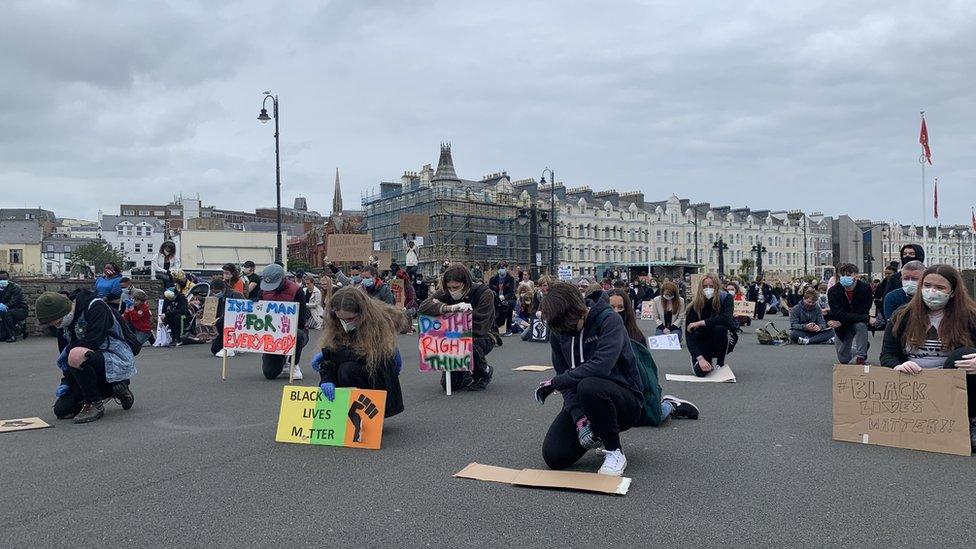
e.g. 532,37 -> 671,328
535,282 -> 644,477
886,244 -> 925,292
826,263 -> 877,364
746,276 -> 773,320
0,271 -> 28,342
685,273 -> 736,376
488,262 -> 517,335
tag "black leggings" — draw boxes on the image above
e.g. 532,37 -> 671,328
53,351 -> 119,418
754,301 -> 766,319
690,325 -> 731,376
542,377 -> 642,470
261,329 -> 308,379
945,347 -> 976,418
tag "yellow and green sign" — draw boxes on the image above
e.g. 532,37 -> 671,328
275,385 -> 387,450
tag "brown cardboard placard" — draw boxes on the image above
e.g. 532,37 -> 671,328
327,234 -> 373,262
665,365 -> 736,383
373,251 -> 393,270
832,364 -> 971,456
390,278 -> 405,308
201,296 -> 219,326
733,300 -> 756,317
399,213 -> 429,237
0,417 -> 52,433
454,463 -> 631,495
512,365 -> 554,372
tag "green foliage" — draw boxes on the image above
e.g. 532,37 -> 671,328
286,259 -> 313,273
69,240 -> 125,276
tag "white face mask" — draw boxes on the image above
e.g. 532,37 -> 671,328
449,289 -> 466,300
702,288 -> 715,299
339,319 -> 357,332
663,294 -> 674,301
902,280 -> 919,296
921,288 -> 951,310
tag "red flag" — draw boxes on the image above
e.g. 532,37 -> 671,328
920,117 -> 932,164
933,181 -> 939,219
971,207 -> 975,232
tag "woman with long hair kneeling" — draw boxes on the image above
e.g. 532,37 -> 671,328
310,287 -> 404,417
880,264 -> 976,450
685,273 -> 735,377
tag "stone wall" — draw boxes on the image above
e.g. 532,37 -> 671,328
13,277 -> 165,336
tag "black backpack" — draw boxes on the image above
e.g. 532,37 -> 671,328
90,299 -> 143,356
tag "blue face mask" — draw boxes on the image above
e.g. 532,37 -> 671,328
362,278 -> 375,288
839,276 -> 855,288
498,268 -> 507,277
351,275 -> 362,284
0,280 -> 8,289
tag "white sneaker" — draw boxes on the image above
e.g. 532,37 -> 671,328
597,448 -> 627,476
798,337 -> 810,345
292,364 -> 303,381
215,349 -> 235,358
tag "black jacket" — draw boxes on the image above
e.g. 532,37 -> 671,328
886,244 -> 926,292
0,281 -> 28,317
549,297 -> 643,422
488,273 -> 517,302
827,280 -> 873,339
746,283 -> 773,304
685,291 -> 735,359
418,283 -> 498,340
880,308 -> 976,367
318,346 -> 404,418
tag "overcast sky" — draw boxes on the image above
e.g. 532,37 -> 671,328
2,1 -> 974,226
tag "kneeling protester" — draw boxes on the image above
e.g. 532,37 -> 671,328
536,282 -> 644,476
311,287 -> 404,418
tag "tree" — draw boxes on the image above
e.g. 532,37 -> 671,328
739,258 -> 756,281
286,259 -> 313,273
70,240 -> 125,277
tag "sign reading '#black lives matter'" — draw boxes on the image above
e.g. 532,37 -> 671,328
832,364 -> 971,456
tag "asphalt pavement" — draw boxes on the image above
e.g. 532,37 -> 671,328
2,319 -> 975,547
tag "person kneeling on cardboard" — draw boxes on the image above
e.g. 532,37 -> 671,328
535,281 -> 644,477
310,287 -> 404,418
36,291 -> 136,424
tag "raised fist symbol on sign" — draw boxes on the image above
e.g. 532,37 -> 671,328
348,394 -> 380,443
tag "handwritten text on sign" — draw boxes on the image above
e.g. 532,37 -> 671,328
275,385 -> 386,450
831,364 -> 971,456
418,312 -> 473,372
647,333 -> 681,350
222,299 -> 299,356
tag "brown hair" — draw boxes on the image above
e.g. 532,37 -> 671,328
540,282 -> 588,332
689,272 -> 722,317
893,264 -> 976,350
320,287 -> 399,374
802,288 -> 819,301
659,281 -> 680,313
608,289 -> 645,344
441,264 -> 473,291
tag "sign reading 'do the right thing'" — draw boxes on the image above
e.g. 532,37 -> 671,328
418,312 -> 473,372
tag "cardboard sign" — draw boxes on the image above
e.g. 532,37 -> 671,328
390,278 -> 405,308
275,386 -> 386,450
558,265 -> 573,281
327,234 -> 373,262
639,301 -> 653,320
222,299 -> 300,356
666,366 -> 736,383
400,213 -> 429,236
418,312 -> 473,372
201,296 -> 219,326
0,417 -> 52,433
455,463 -> 631,496
733,300 -> 756,317
832,364 -> 970,456
647,333 -> 681,350
528,319 -> 549,341
372,251 -> 393,269
513,365 -> 554,372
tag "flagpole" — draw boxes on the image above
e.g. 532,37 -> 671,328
920,111 -> 927,259
934,177 -> 940,265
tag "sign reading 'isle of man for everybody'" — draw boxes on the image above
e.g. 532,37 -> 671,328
418,312 -> 473,372
275,386 -> 387,450
223,299 -> 299,356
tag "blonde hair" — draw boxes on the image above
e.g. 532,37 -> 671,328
689,272 -> 722,316
319,287 -> 400,375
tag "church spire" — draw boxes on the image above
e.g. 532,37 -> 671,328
431,142 -> 460,183
332,168 -> 343,215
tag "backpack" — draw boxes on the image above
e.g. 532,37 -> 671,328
756,321 -> 789,346
89,298 -> 143,356
595,309 -> 665,426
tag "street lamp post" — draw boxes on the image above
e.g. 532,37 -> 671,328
540,168 -> 556,275
518,205 -> 548,281
257,91 -> 283,265
712,237 -> 729,278
751,239 -> 767,277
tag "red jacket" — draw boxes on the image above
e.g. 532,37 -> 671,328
123,302 -> 153,333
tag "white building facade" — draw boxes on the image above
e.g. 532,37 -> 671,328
99,215 -> 166,271
885,223 -> 974,271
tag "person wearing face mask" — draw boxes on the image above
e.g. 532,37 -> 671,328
884,260 -> 924,319
789,288 -> 835,344
35,290 -> 137,423
309,287 -> 405,417
418,264 -> 498,391
359,265 -> 396,305
221,263 -> 246,296
747,276 -> 773,320
210,279 -> 246,358
153,241 -> 181,285
94,262 -> 124,306
470,263 -> 484,283
258,264 -> 310,380
885,244 -> 926,293
241,261 -> 262,301
0,271 -> 29,342
685,273 -> 735,376
826,263 -> 877,365
880,264 -> 976,450
536,282 -> 645,476
650,281 -> 686,341
489,262 -> 517,335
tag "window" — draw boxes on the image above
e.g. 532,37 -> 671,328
154,210 -> 165,216
64,245 -> 71,253
46,244 -> 55,251
135,243 -> 141,253
9,249 -> 23,264
46,263 -> 53,274
147,243 -> 153,253
138,210 -> 150,216
123,210 -> 135,216
117,227 -> 125,236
